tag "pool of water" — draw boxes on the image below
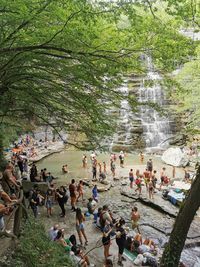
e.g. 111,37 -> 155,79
36,149 -> 185,184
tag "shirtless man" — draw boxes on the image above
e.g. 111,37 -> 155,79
0,185 -> 17,204
143,168 -> 150,191
146,159 -> 153,175
77,180 -> 84,202
82,154 -> 87,168
2,163 -> 20,195
160,167 -> 167,190
131,206 -> 140,233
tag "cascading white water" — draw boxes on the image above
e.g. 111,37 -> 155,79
139,56 -> 173,150
119,83 -> 132,143
108,81 -> 133,151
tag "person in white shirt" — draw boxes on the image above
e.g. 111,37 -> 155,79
49,224 -> 59,241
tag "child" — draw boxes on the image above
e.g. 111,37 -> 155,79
135,176 -> 142,195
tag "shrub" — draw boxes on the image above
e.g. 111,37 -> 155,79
9,220 -> 75,267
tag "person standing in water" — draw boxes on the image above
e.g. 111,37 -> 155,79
77,180 -> 84,202
82,154 -> 87,169
110,159 -> 116,178
119,151 -> 124,168
160,167 -> 166,190
139,151 -> 144,164
92,160 -> 97,180
69,179 -> 77,211
146,159 -> 153,175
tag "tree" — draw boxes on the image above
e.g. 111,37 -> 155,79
161,165 -> 200,266
0,0 -> 192,152
173,47 -> 200,133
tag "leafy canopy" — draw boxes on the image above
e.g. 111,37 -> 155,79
0,0 -> 192,149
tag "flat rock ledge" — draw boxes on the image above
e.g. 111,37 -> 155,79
120,188 -> 178,218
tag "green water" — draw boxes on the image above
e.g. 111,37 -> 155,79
36,149 -> 184,184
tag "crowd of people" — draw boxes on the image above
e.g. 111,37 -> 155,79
1,139 -> 196,267
25,153 -> 165,266
128,159 -> 171,200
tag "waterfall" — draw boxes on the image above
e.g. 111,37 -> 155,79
139,55 -> 173,150
108,81 -> 135,152
119,83 -> 132,143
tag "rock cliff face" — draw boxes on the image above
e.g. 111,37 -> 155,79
111,75 -> 146,152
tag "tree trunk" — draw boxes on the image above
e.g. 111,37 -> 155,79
0,133 -> 7,171
13,205 -> 22,237
160,164 -> 200,267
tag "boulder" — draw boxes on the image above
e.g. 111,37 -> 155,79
161,147 -> 189,167
97,184 -> 111,192
101,180 -> 109,185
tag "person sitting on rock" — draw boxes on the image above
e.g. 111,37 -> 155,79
0,203 -> 10,231
48,224 -> 59,241
75,248 -> 94,267
134,234 -> 156,254
184,168 -> 190,182
99,171 -> 106,182
87,198 -> 97,215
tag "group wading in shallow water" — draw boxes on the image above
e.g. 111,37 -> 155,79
0,136 -> 197,267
